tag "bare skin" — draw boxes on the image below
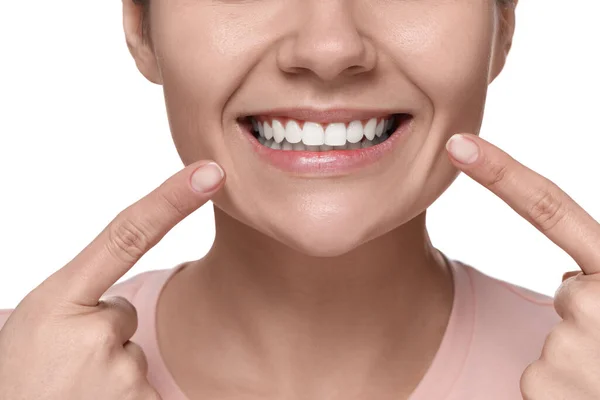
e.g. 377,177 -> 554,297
447,133 -> 600,399
0,160 -> 226,399
4,135 -> 600,399
125,0 -> 517,398
0,0 -> 527,399
156,213 -> 453,398
130,0 -> 514,399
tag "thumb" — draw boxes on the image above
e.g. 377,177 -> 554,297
562,270 -> 581,282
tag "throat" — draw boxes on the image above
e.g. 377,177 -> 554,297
155,253 -> 455,399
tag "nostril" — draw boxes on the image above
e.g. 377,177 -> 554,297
345,65 -> 368,76
276,28 -> 376,82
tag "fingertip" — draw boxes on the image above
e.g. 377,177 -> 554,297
446,133 -> 480,165
190,161 -> 225,193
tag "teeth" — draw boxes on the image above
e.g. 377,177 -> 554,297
346,120 -> 364,143
258,134 -> 391,151
375,120 -> 385,137
302,122 -> 325,146
258,122 -> 265,138
324,123 -> 347,146
285,120 -> 303,143
263,122 -> 273,140
293,142 -> 306,151
364,118 -> 377,140
272,120 -> 286,143
251,115 -> 397,151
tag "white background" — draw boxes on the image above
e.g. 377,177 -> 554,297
0,1 -> 598,309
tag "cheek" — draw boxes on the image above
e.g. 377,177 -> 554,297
150,1 -> 289,110
371,1 -> 499,212
381,1 -> 497,129
149,3 -> 281,163
146,0 -> 500,256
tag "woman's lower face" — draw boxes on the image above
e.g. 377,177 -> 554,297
145,0 -> 508,256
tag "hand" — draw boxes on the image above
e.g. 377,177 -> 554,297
446,133 -> 600,399
0,160 -> 225,400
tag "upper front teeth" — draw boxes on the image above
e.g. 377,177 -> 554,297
252,116 -> 394,146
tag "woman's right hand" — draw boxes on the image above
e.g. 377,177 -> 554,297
0,160 -> 225,400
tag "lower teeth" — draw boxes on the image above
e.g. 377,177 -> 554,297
257,134 -> 390,151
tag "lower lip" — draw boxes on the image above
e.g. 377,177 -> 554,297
239,117 -> 413,176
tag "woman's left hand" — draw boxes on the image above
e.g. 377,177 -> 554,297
446,133 -> 600,400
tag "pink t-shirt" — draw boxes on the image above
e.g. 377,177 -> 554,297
0,258 -> 560,399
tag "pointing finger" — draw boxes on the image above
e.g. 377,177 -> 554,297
446,133 -> 600,274
44,161 -> 225,306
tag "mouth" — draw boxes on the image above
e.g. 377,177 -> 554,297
236,110 -> 414,175
239,113 -> 412,151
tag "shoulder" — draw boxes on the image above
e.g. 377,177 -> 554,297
449,261 -> 561,398
462,261 -> 560,334
0,268 -> 169,331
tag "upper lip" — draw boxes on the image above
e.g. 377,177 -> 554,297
242,108 -> 411,124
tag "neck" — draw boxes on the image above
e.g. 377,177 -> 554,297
166,207 -> 454,397
207,207 -> 450,309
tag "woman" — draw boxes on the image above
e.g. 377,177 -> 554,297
1,0 -> 598,398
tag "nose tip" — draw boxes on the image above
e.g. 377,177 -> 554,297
277,12 -> 377,82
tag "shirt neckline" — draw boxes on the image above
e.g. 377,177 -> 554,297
135,261 -> 190,400
408,256 -> 476,399
136,256 -> 475,400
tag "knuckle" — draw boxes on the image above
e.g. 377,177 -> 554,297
114,357 -> 147,394
125,340 -> 148,368
526,186 -> 566,232
117,357 -> 142,381
84,318 -> 121,349
155,189 -> 188,220
108,296 -> 138,323
480,157 -> 509,188
554,277 -> 577,318
541,323 -> 575,363
106,216 -> 153,264
121,375 -> 146,398
520,360 -> 546,399
567,282 -> 600,321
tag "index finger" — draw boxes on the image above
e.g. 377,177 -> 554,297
43,160 -> 225,306
446,133 -> 600,275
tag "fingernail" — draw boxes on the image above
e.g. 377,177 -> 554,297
562,271 -> 580,282
446,134 -> 480,164
191,162 -> 224,193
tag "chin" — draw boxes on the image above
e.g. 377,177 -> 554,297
280,230 -> 368,258
261,210 -> 383,258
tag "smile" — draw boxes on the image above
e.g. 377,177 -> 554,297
237,110 -> 414,175
249,115 -> 401,151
